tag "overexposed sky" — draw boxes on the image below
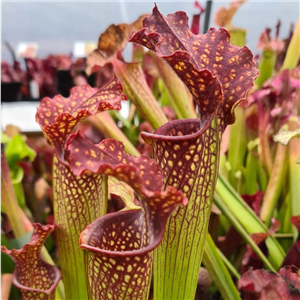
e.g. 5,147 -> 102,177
2,1 -> 299,62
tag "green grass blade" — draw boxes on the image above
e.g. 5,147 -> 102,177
216,175 -> 285,269
203,234 -> 241,300
214,193 -> 276,272
217,248 -> 240,279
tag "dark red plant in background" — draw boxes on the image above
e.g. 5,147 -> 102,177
281,216 -> 300,270
246,69 -> 300,175
218,191 -> 264,257
191,1 -> 206,35
1,60 -> 26,83
241,219 -> 280,275
239,267 -> 300,300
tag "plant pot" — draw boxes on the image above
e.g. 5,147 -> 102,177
1,82 -> 22,102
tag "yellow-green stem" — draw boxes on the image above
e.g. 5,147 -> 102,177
1,152 -> 65,299
258,110 -> 273,177
152,53 -> 197,119
288,117 -> 300,240
88,112 -> 140,157
260,143 -> 287,225
113,59 -> 168,129
243,150 -> 259,194
281,17 -> 300,70
257,159 -> 268,191
1,152 -> 26,237
255,49 -> 277,89
229,28 -> 247,47
227,106 -> 248,191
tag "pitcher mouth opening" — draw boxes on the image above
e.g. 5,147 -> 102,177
141,117 -> 214,144
79,208 -> 166,257
12,266 -> 61,295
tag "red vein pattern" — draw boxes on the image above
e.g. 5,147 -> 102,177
52,155 -> 107,299
80,188 -> 185,300
66,132 -> 187,299
36,75 -> 126,162
142,118 -> 219,299
1,224 -> 61,300
130,5 -> 258,299
36,65 -> 185,299
36,76 -> 127,299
